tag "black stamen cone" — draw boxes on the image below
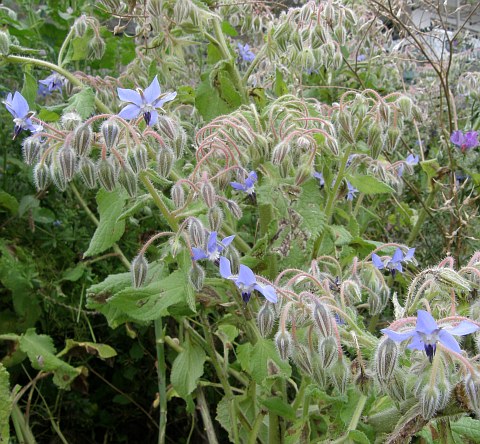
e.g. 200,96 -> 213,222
390,269 -> 397,279
13,125 -> 22,140
242,292 -> 251,304
424,343 -> 436,363
143,111 -> 151,126
248,192 -> 257,205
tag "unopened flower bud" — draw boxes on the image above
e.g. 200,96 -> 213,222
101,119 -> 120,150
378,102 -> 391,124
223,246 -> 240,275
22,137 -> 41,165
72,124 -> 92,157
97,158 -> 118,192
334,25 -> 346,45
374,337 -> 399,383
131,254 -> 148,288
329,360 -> 349,394
397,96 -> 413,118
50,163 -> 67,191
293,343 -> 313,376
188,218 -> 206,247
385,126 -> 401,152
319,336 -> 339,369
57,145 -> 76,181
129,144 -> 149,173
172,128 -> 187,158
257,303 -> 275,338
352,363 -> 373,395
272,141 -> 291,165
0,30 -> 10,56
61,112 -> 82,131
73,15 -> 88,37
78,157 -> 97,189
279,158 -> 292,178
312,355 -> 328,387
171,183 -> 185,209
189,261 -> 205,291
208,206 -> 224,232
464,374 -> 480,414
295,165 -> 312,186
420,385 -> 440,419
200,181 -> 216,208
157,115 -> 178,140
311,302 -> 333,338
88,35 -> 106,60
368,290 -> 387,315
325,136 -> 339,156
275,330 -> 293,361
156,146 -> 175,178
118,165 -> 138,197
367,122 -> 383,158
383,369 -> 407,402
225,200 -> 242,219
338,112 -> 354,143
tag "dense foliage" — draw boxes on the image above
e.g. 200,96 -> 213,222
1,0 -> 480,443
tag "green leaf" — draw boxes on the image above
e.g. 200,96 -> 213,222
249,338 -> 291,384
451,417 -> 480,441
275,68 -> 288,97
0,192 -> 18,215
18,195 -> 39,218
18,329 -> 81,389
57,339 -> 117,359
348,430 -> 370,444
0,363 -> 11,442
61,264 -> 86,282
84,189 -> 127,258
261,397 -> 296,421
420,158 -> 440,182
216,325 -> 239,344
218,70 -> 242,108
37,108 -> 60,122
171,339 -> 206,399
347,175 -> 395,194
21,68 -> 37,108
221,21 -> 238,36
70,32 -> 92,61
195,73 -> 233,121
64,88 -> 96,120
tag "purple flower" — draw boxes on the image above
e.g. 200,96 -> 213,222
3,91 -> 43,139
398,153 -> 420,177
39,72 -> 65,94
237,43 -> 255,63
372,247 -> 415,276
219,256 -> 277,303
313,171 -> 325,187
117,75 -> 177,126
450,130 -> 479,153
346,181 -> 358,201
231,171 -> 257,195
191,231 -> 235,263
356,54 -> 367,62
381,310 -> 479,362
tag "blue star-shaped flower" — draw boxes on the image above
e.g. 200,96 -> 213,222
3,91 -> 43,139
237,43 -> 255,63
346,181 -> 358,201
450,130 -> 479,153
372,247 -> 415,276
117,75 -> 177,126
39,72 -> 65,94
219,257 -> 277,304
230,171 -> 257,195
381,310 -> 479,362
191,231 -> 235,263
313,171 -> 325,187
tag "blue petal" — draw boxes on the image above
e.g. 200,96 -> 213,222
415,310 -> 438,334
447,320 -> 480,336
117,88 -> 142,105
248,171 -> 257,182
237,264 -> 256,286
155,91 -> 177,107
148,110 -> 159,126
230,182 -> 246,191
372,254 -> 384,269
391,248 -> 404,264
192,248 -> 208,261
219,256 -> 232,279
118,104 -> 141,120
207,232 -> 218,253
254,284 -> 277,303
143,76 -> 161,104
12,92 -> 29,118
244,178 -> 255,188
404,248 -> 415,262
381,328 -> 415,343
406,333 -> 424,351
221,235 -> 235,247
438,330 -> 461,354
4,93 -> 16,117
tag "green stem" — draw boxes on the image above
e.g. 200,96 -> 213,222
347,394 -> 367,432
57,27 -> 75,68
248,409 -> 266,444
222,223 -> 250,254
139,173 -> 179,230
268,411 -> 279,444
5,55 -> 112,114
243,45 -> 267,83
11,404 -> 37,444
406,185 -> 437,246
70,183 -> 130,268
155,318 -> 167,444
196,387 -> 219,444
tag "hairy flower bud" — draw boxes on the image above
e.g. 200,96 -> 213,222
131,254 -> 148,288
78,157 -> 97,189
329,360 -> 349,395
47,163 -> 66,193
293,343 -> 314,376
383,369 -> 407,402
57,145 -> 77,181
225,199 -> 242,220
101,119 -> 120,150
73,124 -> 93,157
464,374 -> 480,415
97,158 -> 118,192
208,206 -> 224,232
188,218 -> 206,247
0,30 -> 10,56
189,261 -> 205,291
272,141 -> 291,165
22,137 -> 41,165
73,15 -> 88,37
171,183 -> 185,209
367,122 -> 383,158
311,302 -> 333,338
319,336 -> 339,369
156,146 -> 175,178
385,126 -> 401,152
374,337 -> 399,383
397,96 -> 413,118
61,112 -> 82,131
257,302 -> 275,338
156,115 -> 178,140
88,35 -> 106,60
129,144 -> 149,173
223,246 -> 240,275
312,355 -> 328,388
200,181 -> 216,208
275,330 -> 293,361
420,385 -> 440,419
173,128 -> 187,159
118,165 -> 138,197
